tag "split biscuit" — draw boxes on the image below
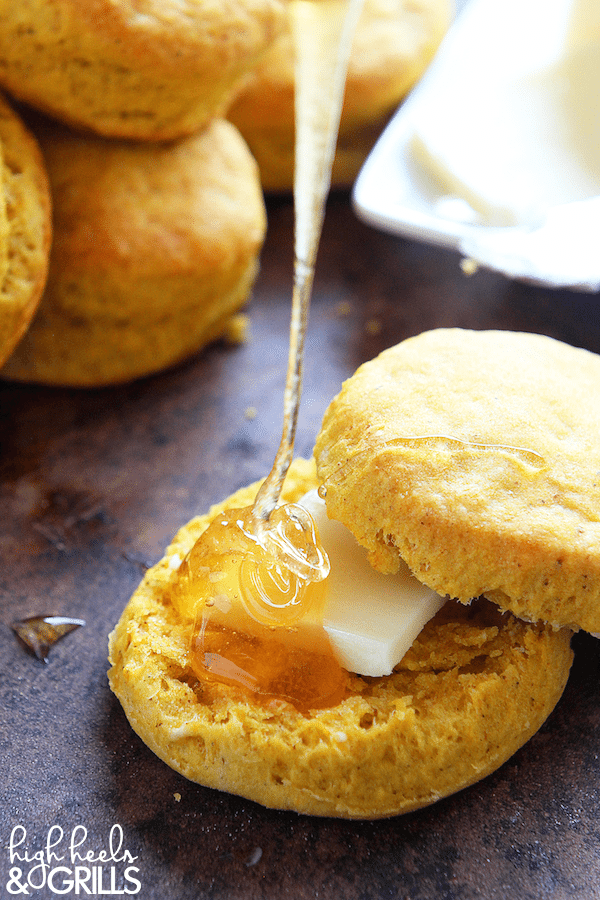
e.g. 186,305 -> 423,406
0,95 -> 51,366
0,0 -> 285,141
2,117 -> 266,387
227,0 -> 454,191
316,328 -> 600,632
108,457 -> 573,819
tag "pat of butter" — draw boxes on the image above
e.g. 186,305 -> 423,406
410,0 -> 600,229
300,490 -> 446,677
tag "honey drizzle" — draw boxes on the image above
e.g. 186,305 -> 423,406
319,434 -> 547,499
174,0 -> 364,711
250,0 -> 365,579
386,435 -> 547,470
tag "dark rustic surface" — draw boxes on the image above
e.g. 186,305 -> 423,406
2,192 -> 600,899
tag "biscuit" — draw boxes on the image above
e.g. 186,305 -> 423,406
108,457 -> 573,818
227,0 -> 453,191
0,96 -> 51,367
2,117 -> 266,387
315,329 -> 600,633
0,0 -> 285,141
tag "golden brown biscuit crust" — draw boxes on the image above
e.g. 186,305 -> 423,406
108,458 -> 573,818
315,329 -> 600,632
0,0 -> 285,140
0,96 -> 51,366
2,118 -> 265,386
227,0 -> 454,190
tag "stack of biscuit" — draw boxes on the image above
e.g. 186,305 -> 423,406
1,114 -> 269,386
0,0 -> 454,385
0,0 -> 284,386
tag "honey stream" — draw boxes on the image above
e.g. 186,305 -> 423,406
251,0 -> 366,577
172,0 -> 365,711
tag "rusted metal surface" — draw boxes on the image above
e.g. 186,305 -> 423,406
2,194 -> 600,899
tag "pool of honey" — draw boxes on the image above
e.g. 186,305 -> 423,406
170,505 -> 347,712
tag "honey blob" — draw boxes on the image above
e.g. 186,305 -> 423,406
171,505 -> 347,712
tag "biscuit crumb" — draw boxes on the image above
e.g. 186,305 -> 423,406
173,792 -> 181,802
224,312 -> 250,345
365,318 -> 382,336
460,257 -> 478,276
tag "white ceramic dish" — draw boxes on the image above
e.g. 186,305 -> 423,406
352,0 -> 600,291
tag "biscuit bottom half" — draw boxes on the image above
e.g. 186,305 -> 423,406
108,459 -> 573,819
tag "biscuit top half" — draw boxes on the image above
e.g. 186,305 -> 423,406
314,328 -> 600,633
